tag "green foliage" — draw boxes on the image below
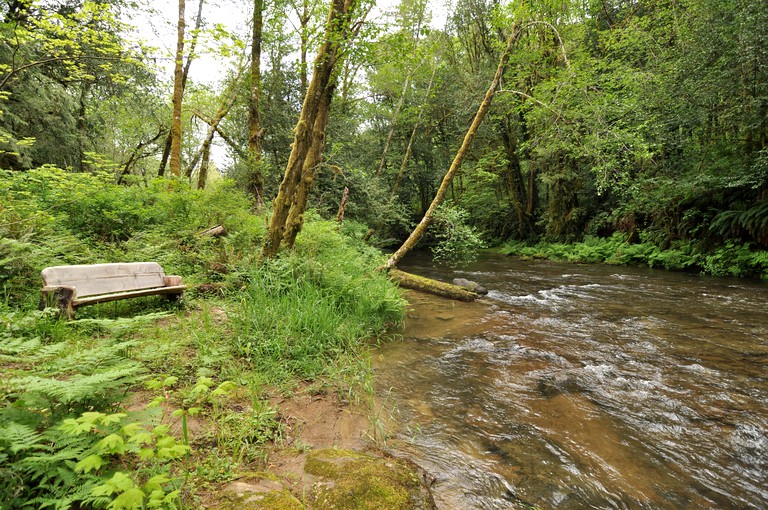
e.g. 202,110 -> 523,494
430,204 -> 485,265
1,166 -> 408,507
500,233 -> 767,278
233,219 -> 405,383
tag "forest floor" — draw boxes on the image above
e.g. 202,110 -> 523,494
191,350 -> 435,510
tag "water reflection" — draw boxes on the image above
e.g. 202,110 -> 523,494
374,254 -> 768,509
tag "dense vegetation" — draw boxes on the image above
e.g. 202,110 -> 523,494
1,0 -> 766,506
0,168 -> 405,507
4,0 -> 766,274
1,0 -> 766,276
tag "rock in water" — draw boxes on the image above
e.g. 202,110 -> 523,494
452,278 -> 489,295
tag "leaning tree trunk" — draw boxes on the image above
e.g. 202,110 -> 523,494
185,79 -> 240,181
261,0 -> 358,259
374,10 -> 425,177
383,22 -> 523,270
391,63 -> 437,198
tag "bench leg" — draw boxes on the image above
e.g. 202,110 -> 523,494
41,288 -> 75,319
164,292 -> 183,303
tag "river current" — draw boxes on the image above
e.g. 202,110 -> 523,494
373,253 -> 767,509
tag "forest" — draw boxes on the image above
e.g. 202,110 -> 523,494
0,0 -> 767,508
1,0 -> 767,274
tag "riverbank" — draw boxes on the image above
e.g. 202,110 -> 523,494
0,171 -> 434,508
497,233 -> 768,279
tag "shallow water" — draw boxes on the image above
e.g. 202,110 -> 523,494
374,253 -> 768,509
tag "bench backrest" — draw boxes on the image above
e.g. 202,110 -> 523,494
41,262 -> 167,298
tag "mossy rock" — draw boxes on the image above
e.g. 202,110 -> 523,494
211,472 -> 304,510
305,448 -> 435,510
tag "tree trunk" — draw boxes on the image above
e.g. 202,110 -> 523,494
158,0 -> 204,177
248,0 -> 265,204
391,63 -> 437,198
499,113 -> 531,236
261,0 -> 358,259
117,127 -> 166,184
185,85 -> 240,180
375,74 -> 412,176
198,141 -> 212,189
336,186 -> 349,223
388,269 -> 479,301
76,80 -> 90,173
169,0 -> 186,177
297,0 -> 312,96
383,22 -> 522,270
375,9 -> 426,177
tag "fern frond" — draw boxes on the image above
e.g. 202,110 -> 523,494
0,422 -> 47,455
0,336 -> 42,356
14,363 -> 144,406
44,341 -> 140,376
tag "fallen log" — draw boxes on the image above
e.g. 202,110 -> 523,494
388,269 -> 479,302
200,225 -> 227,237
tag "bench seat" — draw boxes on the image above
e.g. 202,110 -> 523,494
40,262 -> 186,319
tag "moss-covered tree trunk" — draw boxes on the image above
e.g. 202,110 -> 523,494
383,22 -> 523,270
389,269 -> 479,301
159,0 -> 204,177
248,0 -> 265,204
169,0 -> 186,177
261,0 -> 358,259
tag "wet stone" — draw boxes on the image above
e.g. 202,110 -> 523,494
452,278 -> 489,295
537,371 -> 586,398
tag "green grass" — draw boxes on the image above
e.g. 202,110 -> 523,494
498,232 -> 768,279
0,169 -> 406,508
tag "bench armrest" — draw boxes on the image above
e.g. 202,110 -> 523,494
163,275 -> 184,287
40,285 -> 77,318
42,285 -> 77,297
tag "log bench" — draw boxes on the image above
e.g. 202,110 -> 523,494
39,262 -> 186,319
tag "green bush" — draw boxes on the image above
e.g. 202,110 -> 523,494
430,205 -> 485,265
499,232 -> 767,278
232,219 -> 405,383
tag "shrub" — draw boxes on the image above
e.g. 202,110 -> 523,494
232,219 -> 405,383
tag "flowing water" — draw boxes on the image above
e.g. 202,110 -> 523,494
373,253 -> 768,509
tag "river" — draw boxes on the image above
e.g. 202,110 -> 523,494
373,253 -> 768,509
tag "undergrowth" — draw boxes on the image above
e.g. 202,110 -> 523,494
0,167 -> 405,508
499,232 -> 768,279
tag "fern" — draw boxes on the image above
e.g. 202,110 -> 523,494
0,337 -> 42,357
43,341 -> 140,376
710,200 -> 768,245
0,422 -> 47,455
6,426 -> 103,508
15,363 -> 144,408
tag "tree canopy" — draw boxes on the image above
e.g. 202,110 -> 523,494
1,0 -> 766,273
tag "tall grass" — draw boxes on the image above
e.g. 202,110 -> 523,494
499,232 -> 768,279
1,168 -> 407,507
233,220 -> 405,384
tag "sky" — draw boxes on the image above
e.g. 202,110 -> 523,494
127,0 -> 451,169
133,0 -> 451,85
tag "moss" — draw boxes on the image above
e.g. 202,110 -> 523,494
306,448 -> 433,510
304,448 -> 369,478
388,269 -> 478,302
211,490 -> 304,510
211,472 -> 303,510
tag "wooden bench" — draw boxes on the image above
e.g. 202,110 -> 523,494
39,262 -> 186,319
